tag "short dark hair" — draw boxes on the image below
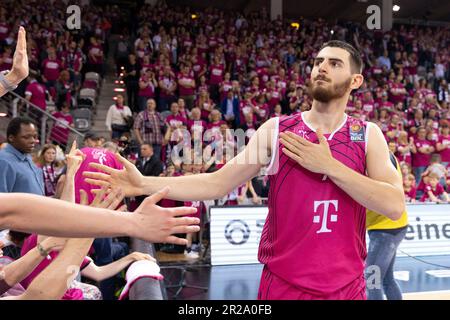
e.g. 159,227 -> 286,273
141,142 -> 153,149
6,117 -> 36,139
84,132 -> 99,141
319,40 -> 363,74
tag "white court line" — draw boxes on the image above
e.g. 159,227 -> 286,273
404,290 -> 450,296
425,270 -> 450,278
394,271 -> 410,281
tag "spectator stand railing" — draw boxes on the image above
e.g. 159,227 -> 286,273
128,238 -> 164,300
0,91 -> 85,152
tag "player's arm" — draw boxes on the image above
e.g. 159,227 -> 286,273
83,118 -> 277,201
327,124 -> 405,220
140,118 -> 274,200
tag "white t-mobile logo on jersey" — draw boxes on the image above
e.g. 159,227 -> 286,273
313,200 -> 338,233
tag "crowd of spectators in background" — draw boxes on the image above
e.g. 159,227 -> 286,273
111,2 -> 450,204
1,0 -> 450,298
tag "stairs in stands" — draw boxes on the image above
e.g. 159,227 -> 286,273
90,35 -> 121,140
90,75 -> 115,139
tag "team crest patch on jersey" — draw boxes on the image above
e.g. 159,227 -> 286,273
350,124 -> 365,142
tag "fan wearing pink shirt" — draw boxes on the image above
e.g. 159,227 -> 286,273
25,75 -> 47,111
61,41 -> 83,88
206,110 -> 226,144
208,56 -> 224,101
248,77 -> 262,98
41,49 -> 62,89
0,22 -> 10,41
165,102 -> 187,130
361,92 -> 376,119
266,81 -> 282,111
0,47 -> 13,72
408,109 -> 425,136
436,121 -> 450,166
196,89 -> 215,121
138,69 -> 157,112
187,107 -> 208,137
411,127 -> 435,184
20,233 -> 153,300
192,53 -> 207,79
74,147 -> 124,204
274,69 -> 288,95
219,72 -> 233,102
158,66 -> 177,112
177,64 -> 196,110
197,75 -> 209,96
20,234 -> 94,300
50,103 -> 74,147
396,131 -> 413,165
87,37 -> 104,75
207,110 -> 226,130
256,68 -> 270,88
239,92 -> 256,125
254,94 -> 270,125
420,173 -> 449,203
403,174 -> 417,203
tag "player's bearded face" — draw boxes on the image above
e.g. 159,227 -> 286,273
309,74 -> 352,103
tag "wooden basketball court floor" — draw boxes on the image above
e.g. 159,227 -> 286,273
157,252 -> 450,300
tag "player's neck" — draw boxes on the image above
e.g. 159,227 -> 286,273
305,98 -> 348,134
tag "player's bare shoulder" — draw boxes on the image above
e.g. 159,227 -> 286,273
255,117 -> 279,155
365,121 -> 389,157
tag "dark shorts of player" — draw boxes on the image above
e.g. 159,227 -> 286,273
258,265 -> 366,300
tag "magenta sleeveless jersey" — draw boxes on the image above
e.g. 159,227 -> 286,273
258,113 -> 368,295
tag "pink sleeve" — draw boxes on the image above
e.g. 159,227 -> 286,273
411,188 -> 417,199
80,257 -> 92,270
20,234 -> 38,257
114,157 -> 124,170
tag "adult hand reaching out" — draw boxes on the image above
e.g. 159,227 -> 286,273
131,187 -> 199,246
83,153 -> 145,197
6,27 -> 29,86
66,141 -> 85,176
0,27 -> 28,97
80,185 -> 126,211
83,184 -> 200,245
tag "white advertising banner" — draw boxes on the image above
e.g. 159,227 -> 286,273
210,206 -> 268,266
210,204 -> 450,266
397,204 -> 450,257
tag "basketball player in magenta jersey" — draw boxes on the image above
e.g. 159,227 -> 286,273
85,41 -> 405,300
